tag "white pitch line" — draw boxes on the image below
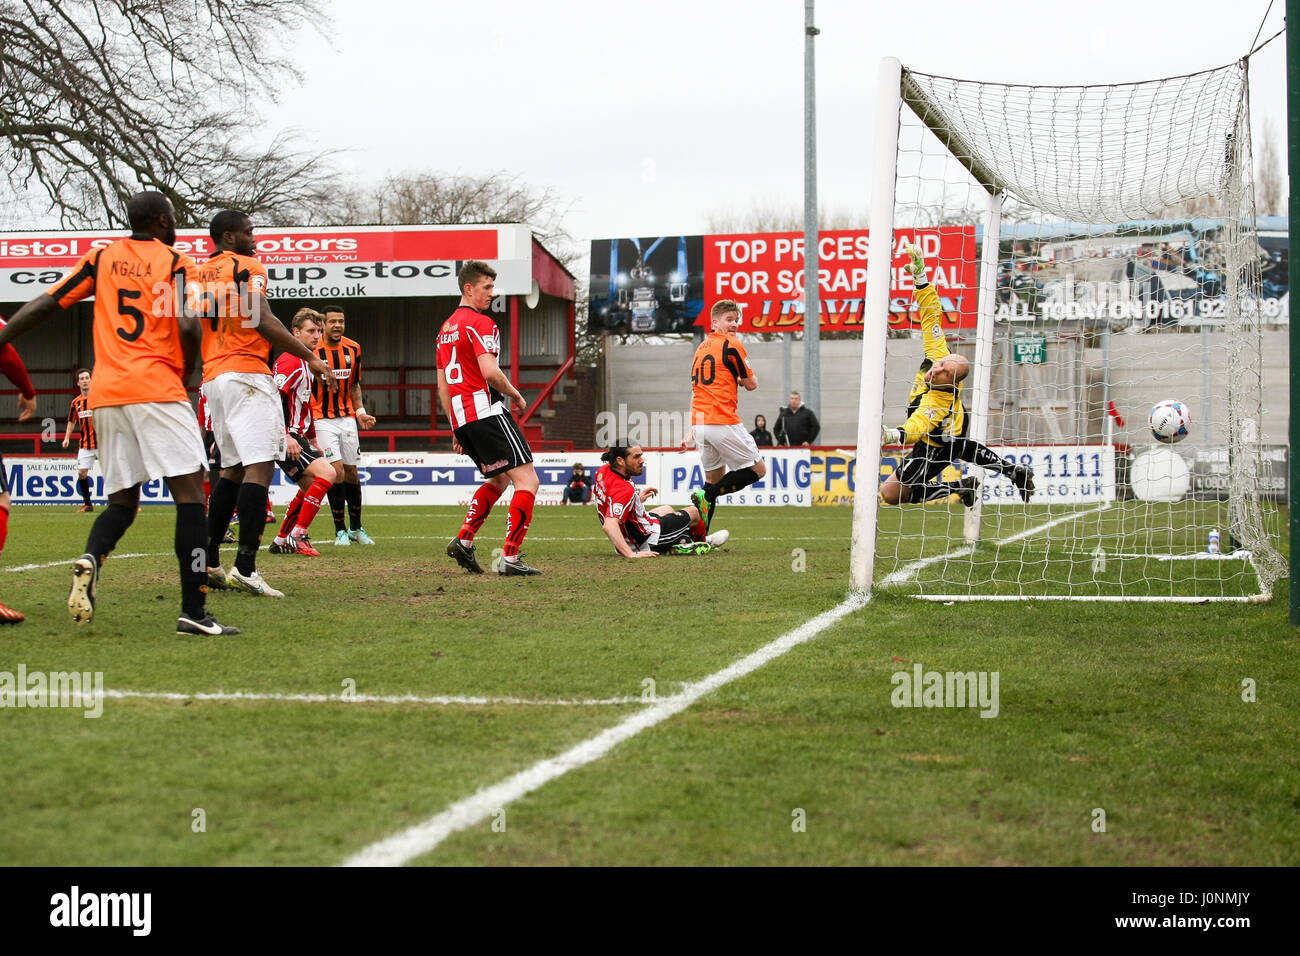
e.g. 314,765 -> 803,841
342,592 -> 869,867
5,552 -> 167,573
100,689 -> 647,707
879,503 -> 1110,589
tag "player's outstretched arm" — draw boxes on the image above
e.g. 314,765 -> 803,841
602,515 -> 656,558
906,244 -> 948,360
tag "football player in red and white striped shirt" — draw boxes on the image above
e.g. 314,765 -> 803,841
436,260 -> 541,575
593,444 -> 730,558
268,309 -> 335,557
0,315 -> 37,622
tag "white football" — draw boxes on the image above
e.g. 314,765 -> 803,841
1149,400 -> 1191,444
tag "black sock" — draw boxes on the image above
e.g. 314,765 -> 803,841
345,481 -> 362,531
77,476 -> 91,506
85,503 -> 136,564
206,477 -> 239,568
708,466 -> 760,500
945,438 -> 1017,476
328,483 -> 347,533
234,482 -> 269,576
175,502 -> 208,619
918,481 -> 964,502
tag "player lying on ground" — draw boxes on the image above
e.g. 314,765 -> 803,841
879,245 -> 1035,507
681,299 -> 766,531
593,444 -> 730,557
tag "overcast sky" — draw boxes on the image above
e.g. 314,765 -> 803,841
267,0 -> 1287,249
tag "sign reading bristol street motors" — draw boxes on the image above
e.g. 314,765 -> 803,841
0,224 -> 535,300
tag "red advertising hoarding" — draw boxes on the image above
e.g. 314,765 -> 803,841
0,224 -> 535,299
700,226 -> 977,332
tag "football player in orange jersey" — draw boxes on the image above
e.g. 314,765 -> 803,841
62,368 -> 97,512
312,304 -> 377,547
679,299 -> 767,531
196,210 -> 334,598
0,191 -> 237,636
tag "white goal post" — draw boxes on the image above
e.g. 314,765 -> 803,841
850,55 -> 1286,603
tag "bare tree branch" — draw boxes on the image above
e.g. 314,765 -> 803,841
0,0 -> 337,227
319,170 -> 579,266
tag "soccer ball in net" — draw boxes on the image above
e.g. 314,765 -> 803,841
1149,400 -> 1191,444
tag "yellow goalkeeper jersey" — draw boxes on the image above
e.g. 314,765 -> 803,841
901,283 -> 967,448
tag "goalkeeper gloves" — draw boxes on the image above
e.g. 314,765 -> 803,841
905,244 -> 929,287
881,425 -> 904,446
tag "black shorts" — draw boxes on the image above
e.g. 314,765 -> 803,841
276,435 -> 321,485
648,510 -> 695,554
893,441 -> 957,490
455,414 -> 533,479
205,429 -> 221,472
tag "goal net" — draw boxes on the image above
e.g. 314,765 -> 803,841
851,58 -> 1286,602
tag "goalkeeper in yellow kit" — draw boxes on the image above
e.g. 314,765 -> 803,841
879,245 -> 1035,507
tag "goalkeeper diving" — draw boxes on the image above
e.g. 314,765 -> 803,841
879,245 -> 1035,506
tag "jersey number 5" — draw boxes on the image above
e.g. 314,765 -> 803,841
444,346 -> 463,384
116,289 -> 145,341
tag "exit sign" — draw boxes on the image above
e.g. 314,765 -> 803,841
1014,336 -> 1047,364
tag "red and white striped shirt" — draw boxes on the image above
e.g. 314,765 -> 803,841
436,306 -> 505,429
273,352 -> 315,441
593,464 -> 658,549
197,383 -> 212,432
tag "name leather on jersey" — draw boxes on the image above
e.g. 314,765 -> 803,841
331,368 -> 352,380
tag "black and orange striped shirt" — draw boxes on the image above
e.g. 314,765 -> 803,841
310,335 -> 361,420
67,394 -> 97,450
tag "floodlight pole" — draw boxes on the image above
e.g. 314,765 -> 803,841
803,0 -> 821,418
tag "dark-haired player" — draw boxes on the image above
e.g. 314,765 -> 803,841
594,444 -> 730,558
311,303 -> 376,547
0,191 -> 232,636
62,368 -> 97,512
880,245 -> 1034,506
196,209 -> 333,598
681,299 -> 766,530
438,260 -> 541,575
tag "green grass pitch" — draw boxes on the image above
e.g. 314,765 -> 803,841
0,502 -> 1294,865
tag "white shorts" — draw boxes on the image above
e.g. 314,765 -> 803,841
93,402 -> 207,496
205,371 -> 287,468
694,422 -> 761,473
315,416 -> 360,467
76,448 -> 98,472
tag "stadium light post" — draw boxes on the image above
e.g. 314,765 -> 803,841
803,0 -> 821,418
1289,0 -> 1299,626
